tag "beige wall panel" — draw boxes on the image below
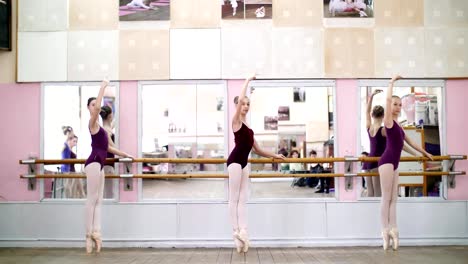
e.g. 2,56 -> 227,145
374,0 -> 400,26
324,29 -> 352,78
272,28 -> 323,78
376,0 -> 423,27
273,0 -> 322,27
399,0 -> 424,27
69,0 -> 118,30
119,30 -> 170,80
349,29 -> 374,77
17,32 -> 68,82
68,31 -> 119,81
171,0 -> 220,28
19,0 -> 68,31
170,29 -> 221,79
221,24 -> 272,79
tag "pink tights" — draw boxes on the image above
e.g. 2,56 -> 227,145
84,162 -> 105,234
378,164 -> 399,229
228,163 -> 250,232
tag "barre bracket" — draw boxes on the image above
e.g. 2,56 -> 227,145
344,156 -> 356,191
121,159 -> 133,191
27,156 -> 37,191
447,159 -> 457,188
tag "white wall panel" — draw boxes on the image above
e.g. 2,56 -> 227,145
18,0 -> 68,32
170,29 -> 221,79
221,23 -> 272,79
68,31 -> 119,81
18,32 -> 68,82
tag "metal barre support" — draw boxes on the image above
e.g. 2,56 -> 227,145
344,156 -> 354,191
27,156 -> 37,191
447,159 -> 457,188
121,160 -> 133,191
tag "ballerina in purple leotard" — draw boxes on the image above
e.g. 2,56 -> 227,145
378,75 -> 433,251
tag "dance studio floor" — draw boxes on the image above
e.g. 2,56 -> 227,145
1,246 -> 467,263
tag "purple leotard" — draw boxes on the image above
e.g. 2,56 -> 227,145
105,133 -> 115,166
363,127 -> 386,170
227,123 -> 254,169
85,126 -> 109,169
378,120 -> 405,170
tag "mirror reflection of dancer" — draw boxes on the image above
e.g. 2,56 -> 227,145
363,89 -> 385,197
100,106 -> 116,198
227,74 -> 285,253
84,79 -> 133,254
378,75 -> 433,251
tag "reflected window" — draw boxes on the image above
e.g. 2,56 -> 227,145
248,81 -> 335,199
141,82 -> 226,200
43,84 -> 118,200
359,81 -> 444,198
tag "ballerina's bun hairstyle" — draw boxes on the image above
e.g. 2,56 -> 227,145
100,105 -> 112,120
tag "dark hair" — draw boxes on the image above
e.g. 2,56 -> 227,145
234,96 -> 249,104
309,150 -> 317,156
62,126 -> 73,136
100,105 -> 112,120
289,149 -> 300,158
87,97 -> 96,106
372,105 -> 384,118
278,148 -> 288,157
361,151 -> 369,156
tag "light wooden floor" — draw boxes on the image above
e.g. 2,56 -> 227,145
1,247 -> 467,264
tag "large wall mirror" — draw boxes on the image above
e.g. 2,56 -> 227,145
248,80 -> 335,199
140,82 -> 227,200
42,83 -> 119,200
358,80 -> 445,199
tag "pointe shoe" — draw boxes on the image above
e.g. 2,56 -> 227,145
381,228 -> 390,250
85,234 -> 93,254
236,229 -> 250,253
233,230 -> 244,254
389,228 -> 399,250
91,232 -> 102,253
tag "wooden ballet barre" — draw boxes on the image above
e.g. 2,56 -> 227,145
20,171 -> 465,179
19,155 -> 467,165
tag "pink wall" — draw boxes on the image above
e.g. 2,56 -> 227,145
446,80 -> 468,200
0,83 -> 41,201
335,80 -> 359,201
118,81 -> 139,202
